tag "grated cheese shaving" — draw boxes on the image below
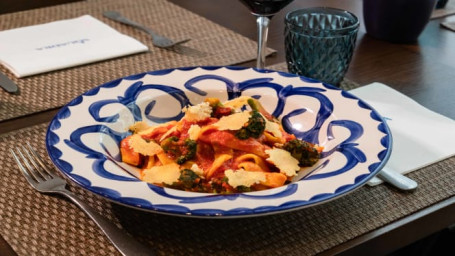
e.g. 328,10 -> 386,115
257,113 -> 282,138
224,169 -> 266,188
182,102 -> 212,122
213,111 -> 250,130
265,148 -> 300,176
265,119 -> 282,138
223,96 -> 252,109
188,124 -> 201,140
190,163 -> 204,177
142,163 -> 181,185
129,134 -> 163,156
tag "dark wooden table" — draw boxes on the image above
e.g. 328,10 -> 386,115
1,0 -> 455,255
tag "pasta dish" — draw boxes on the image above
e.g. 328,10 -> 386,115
120,96 -> 322,193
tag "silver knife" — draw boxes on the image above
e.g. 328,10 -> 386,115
0,71 -> 19,94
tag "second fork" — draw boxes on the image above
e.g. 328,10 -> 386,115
103,11 -> 191,48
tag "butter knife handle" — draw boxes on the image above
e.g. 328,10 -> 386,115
0,72 -> 19,94
377,168 -> 418,191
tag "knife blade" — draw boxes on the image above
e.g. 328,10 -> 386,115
0,72 -> 19,94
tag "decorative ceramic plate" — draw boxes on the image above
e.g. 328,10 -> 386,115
46,66 -> 391,218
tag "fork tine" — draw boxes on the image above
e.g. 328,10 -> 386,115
10,147 -> 41,184
24,143 -> 57,179
18,146 -> 41,180
19,144 -> 50,181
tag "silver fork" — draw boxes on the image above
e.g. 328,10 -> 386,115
103,11 -> 191,48
10,144 -> 154,256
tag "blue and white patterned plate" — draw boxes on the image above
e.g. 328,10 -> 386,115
46,66 -> 391,218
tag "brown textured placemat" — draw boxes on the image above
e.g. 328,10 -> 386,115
0,0 -> 273,122
1,123 -> 454,256
266,62 -> 360,90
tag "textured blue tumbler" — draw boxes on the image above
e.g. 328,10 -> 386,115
285,7 -> 359,86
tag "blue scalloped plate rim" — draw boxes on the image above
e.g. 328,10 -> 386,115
45,65 -> 392,218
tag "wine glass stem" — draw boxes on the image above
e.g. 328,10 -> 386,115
256,15 -> 270,69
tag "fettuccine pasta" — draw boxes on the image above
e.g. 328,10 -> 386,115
119,97 -> 322,193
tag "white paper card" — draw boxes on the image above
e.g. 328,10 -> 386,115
0,15 -> 148,77
350,82 -> 455,186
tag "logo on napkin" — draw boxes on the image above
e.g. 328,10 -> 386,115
0,15 -> 148,78
35,39 -> 90,51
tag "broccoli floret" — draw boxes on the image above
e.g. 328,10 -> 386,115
176,139 -> 197,164
235,111 -> 266,139
178,169 -> 200,189
160,136 -> 179,154
283,139 -> 320,167
161,137 -> 197,164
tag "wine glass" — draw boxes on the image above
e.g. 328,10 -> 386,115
239,0 -> 294,69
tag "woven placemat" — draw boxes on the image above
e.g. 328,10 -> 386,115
0,0 -> 273,122
1,123 -> 454,256
266,62 -> 360,90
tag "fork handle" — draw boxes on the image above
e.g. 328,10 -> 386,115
58,190 -> 154,256
103,11 -> 160,38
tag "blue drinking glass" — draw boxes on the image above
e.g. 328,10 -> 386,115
284,7 -> 359,86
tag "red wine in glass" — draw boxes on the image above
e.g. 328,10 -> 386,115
239,0 -> 294,68
240,0 -> 294,16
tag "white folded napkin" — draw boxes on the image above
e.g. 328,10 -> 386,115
350,82 -> 455,186
0,15 -> 148,77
